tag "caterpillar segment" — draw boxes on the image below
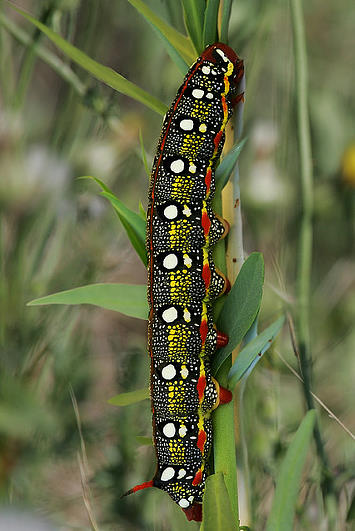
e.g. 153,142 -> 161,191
126,43 -> 244,522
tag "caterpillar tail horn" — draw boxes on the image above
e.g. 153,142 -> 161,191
121,480 -> 154,498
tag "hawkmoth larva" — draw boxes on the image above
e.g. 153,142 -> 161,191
124,43 -> 244,522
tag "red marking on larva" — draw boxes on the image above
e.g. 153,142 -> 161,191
214,130 -> 223,151
223,276 -> 231,294
197,375 -> 206,402
197,429 -> 207,453
122,480 -> 154,497
201,210 -> 211,237
216,330 -> 229,348
202,263 -> 211,290
192,468 -> 203,486
219,386 -> 233,405
205,167 -> 212,193
183,504 -> 202,522
200,319 -> 208,345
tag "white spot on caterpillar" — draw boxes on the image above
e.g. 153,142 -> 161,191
180,366 -> 189,379
162,364 -> 176,380
216,48 -> 228,62
182,205 -> 191,217
177,469 -> 186,479
183,254 -> 192,267
162,306 -> 178,323
211,69 -> 217,75
179,498 -> 190,508
161,467 -> 175,482
188,495 -> 194,502
192,88 -> 204,99
199,123 -> 207,133
202,65 -> 210,75
163,253 -> 178,269
183,309 -> 191,323
180,119 -> 194,131
189,163 -> 196,174
163,204 -> 178,219
206,92 -> 213,99
170,159 -> 184,174
179,425 -> 187,437
163,423 -> 176,438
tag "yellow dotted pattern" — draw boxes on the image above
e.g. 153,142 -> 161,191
170,176 -> 193,202
168,440 -> 186,464
169,219 -> 193,250
180,133 -> 205,159
169,271 -> 192,304
191,101 -> 212,120
167,325 -> 191,361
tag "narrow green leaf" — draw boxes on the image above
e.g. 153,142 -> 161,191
127,0 -> 195,65
220,0 -> 233,43
108,387 -> 150,406
150,24 -> 190,75
181,0 -> 205,54
228,315 -> 285,388
138,201 -> 147,221
266,410 -> 316,531
212,253 -> 265,374
100,191 -> 147,266
139,129 -> 150,178
203,0 -> 220,48
135,435 -> 153,445
28,283 -> 148,320
201,472 -> 237,531
215,138 -> 247,196
6,2 -> 167,116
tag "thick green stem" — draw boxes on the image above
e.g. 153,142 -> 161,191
290,0 -> 337,526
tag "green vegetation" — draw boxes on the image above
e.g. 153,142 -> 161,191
0,1 -> 354,530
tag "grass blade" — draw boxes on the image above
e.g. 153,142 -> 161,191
108,387 -> 149,406
201,472 -> 237,531
100,191 -> 147,266
220,0 -> 232,43
203,0 -> 220,47
127,0 -> 195,65
215,138 -> 247,196
28,283 -> 148,320
266,410 -> 316,531
6,2 -> 167,116
181,0 -> 205,54
212,252 -> 264,374
228,315 -> 285,388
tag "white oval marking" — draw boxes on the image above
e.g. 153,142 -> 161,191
183,254 -> 192,267
211,69 -> 217,75
192,88 -> 204,99
179,425 -> 187,437
180,366 -> 189,378
162,364 -> 177,380
182,205 -> 191,217
170,159 -> 184,173
162,307 -> 178,323
202,65 -> 210,75
177,469 -> 186,479
183,309 -> 191,322
206,92 -> 213,99
163,423 -> 176,438
216,48 -> 228,62
188,495 -> 194,502
199,123 -> 207,133
163,253 -> 178,269
179,498 -> 190,508
163,204 -> 178,219
180,119 -> 194,131
161,467 -> 175,482
189,164 -> 196,174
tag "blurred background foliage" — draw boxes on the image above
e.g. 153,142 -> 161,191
0,0 -> 354,529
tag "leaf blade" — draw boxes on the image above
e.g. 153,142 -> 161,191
6,2 -> 167,116
212,252 -> 265,374
215,138 -> 247,196
108,387 -> 150,406
203,0 -> 220,47
28,283 -> 148,320
228,315 -> 285,388
201,472 -> 237,531
266,410 -> 316,531
181,0 -> 205,54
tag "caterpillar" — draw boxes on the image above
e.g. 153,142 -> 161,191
124,43 -> 244,522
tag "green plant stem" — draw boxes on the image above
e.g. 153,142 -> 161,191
290,0 -> 337,526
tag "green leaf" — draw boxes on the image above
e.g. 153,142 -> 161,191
139,129 -> 150,178
100,191 -> 147,266
212,252 -> 265,374
181,0 -> 205,54
203,0 -> 220,48
108,387 -> 150,406
6,2 -> 167,116
266,410 -> 316,531
135,435 -> 153,445
228,315 -> 285,388
215,138 -> 247,196
138,201 -> 147,221
127,0 -> 195,65
28,283 -> 148,320
220,0 -> 232,43
201,472 -> 237,531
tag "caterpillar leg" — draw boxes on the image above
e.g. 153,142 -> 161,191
216,329 -> 229,348
183,503 -> 203,522
212,378 -> 233,408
